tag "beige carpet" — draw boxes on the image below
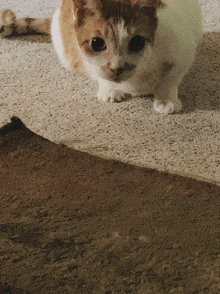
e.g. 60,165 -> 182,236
1,0 -> 220,184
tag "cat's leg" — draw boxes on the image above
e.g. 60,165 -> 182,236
153,42 -> 198,115
97,78 -> 128,103
153,64 -> 189,115
153,84 -> 182,115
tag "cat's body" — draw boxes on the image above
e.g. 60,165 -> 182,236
0,0 -> 203,114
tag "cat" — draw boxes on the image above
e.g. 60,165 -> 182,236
0,0 -> 203,114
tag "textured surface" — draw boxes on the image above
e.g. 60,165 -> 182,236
1,0 -> 220,184
0,118 -> 220,294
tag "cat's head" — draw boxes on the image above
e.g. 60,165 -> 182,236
72,0 -> 165,82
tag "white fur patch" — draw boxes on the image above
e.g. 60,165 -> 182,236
51,7 -> 71,70
115,20 -> 129,47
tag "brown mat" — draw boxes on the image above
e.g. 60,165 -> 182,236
0,117 -> 220,294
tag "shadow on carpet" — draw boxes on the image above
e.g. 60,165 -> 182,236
0,117 -> 220,294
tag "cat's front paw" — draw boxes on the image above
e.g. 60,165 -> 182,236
97,89 -> 127,103
0,9 -> 16,37
154,98 -> 182,115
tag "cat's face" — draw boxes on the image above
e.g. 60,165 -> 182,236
73,0 -> 162,82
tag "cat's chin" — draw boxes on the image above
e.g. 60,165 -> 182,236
108,77 -> 128,83
101,73 -> 132,83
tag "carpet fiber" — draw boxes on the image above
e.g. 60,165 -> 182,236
0,0 -> 220,184
0,117 -> 220,293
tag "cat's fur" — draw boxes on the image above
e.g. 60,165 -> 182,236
0,0 -> 203,114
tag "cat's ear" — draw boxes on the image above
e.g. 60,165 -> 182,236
72,0 -> 101,13
131,0 -> 165,9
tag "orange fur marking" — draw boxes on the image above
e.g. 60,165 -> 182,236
59,0 -> 85,71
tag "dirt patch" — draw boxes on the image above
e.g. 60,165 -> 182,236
0,117 -> 220,294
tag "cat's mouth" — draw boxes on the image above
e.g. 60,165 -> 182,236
102,74 -> 130,83
103,72 -> 132,83
109,75 -> 130,83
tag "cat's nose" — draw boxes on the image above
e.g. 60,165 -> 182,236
110,67 -> 124,76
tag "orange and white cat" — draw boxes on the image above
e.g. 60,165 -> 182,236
0,0 -> 203,114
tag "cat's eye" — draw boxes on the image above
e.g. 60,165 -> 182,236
128,36 -> 146,52
91,37 -> 106,52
